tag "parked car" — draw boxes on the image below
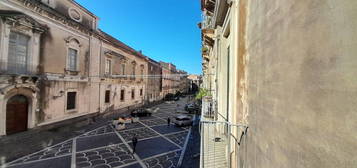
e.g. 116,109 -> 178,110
173,114 -> 193,127
131,108 -> 152,117
185,103 -> 200,113
173,96 -> 180,101
164,93 -> 175,101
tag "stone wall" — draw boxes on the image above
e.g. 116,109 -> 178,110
244,0 -> 357,167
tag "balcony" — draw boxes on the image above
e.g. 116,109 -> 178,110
200,120 -> 248,168
202,96 -> 215,118
201,15 -> 214,36
0,61 -> 38,76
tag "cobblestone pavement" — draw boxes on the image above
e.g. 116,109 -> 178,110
2,97 -> 196,168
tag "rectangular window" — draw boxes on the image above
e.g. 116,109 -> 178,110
68,48 -> 77,71
140,69 -> 144,81
67,92 -> 76,110
131,89 -> 135,99
120,89 -> 125,101
105,90 -> 110,103
140,89 -> 143,96
121,64 -> 125,76
8,32 -> 29,74
105,59 -> 112,75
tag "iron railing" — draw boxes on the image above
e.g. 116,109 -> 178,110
201,15 -> 214,30
202,96 -> 215,118
0,61 -> 38,75
200,120 -> 248,168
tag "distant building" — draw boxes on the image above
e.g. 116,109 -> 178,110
146,58 -> 162,103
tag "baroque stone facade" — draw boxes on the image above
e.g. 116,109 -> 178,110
0,0 -> 188,136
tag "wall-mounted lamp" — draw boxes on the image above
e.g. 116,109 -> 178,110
53,90 -> 65,99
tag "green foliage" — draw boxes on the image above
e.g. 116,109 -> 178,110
195,88 -> 211,100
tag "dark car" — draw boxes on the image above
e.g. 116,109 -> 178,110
184,103 -> 200,113
131,108 -> 152,117
164,93 -> 175,101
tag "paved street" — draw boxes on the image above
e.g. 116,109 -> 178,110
2,99 -> 194,168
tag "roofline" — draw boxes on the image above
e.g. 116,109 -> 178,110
72,0 -> 99,19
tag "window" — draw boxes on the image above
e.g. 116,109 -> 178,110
105,59 -> 112,75
140,68 -> 144,81
68,48 -> 78,71
67,92 -> 77,110
8,32 -> 29,74
105,90 -> 110,103
131,63 -> 136,80
140,89 -> 143,96
120,89 -> 125,101
121,64 -> 125,76
131,89 -> 135,99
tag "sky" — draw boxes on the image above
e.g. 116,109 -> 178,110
76,0 -> 202,75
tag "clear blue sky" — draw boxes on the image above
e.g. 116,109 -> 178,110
76,0 -> 202,75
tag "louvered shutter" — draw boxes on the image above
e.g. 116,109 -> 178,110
8,32 -> 29,74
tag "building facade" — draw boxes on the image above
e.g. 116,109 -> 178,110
146,58 -> 162,103
200,0 -> 357,168
0,0 -> 189,136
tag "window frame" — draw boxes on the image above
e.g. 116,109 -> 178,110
67,47 -> 78,72
66,91 -> 78,112
65,38 -> 81,73
7,31 -> 30,74
105,90 -> 110,103
105,58 -> 112,75
120,89 -> 125,102
131,89 -> 135,99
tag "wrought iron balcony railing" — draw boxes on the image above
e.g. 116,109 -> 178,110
202,96 -> 215,118
200,120 -> 248,168
0,61 -> 38,75
201,15 -> 214,30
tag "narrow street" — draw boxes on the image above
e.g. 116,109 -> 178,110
2,98 -> 199,168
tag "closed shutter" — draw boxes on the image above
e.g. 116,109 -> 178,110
68,48 -> 77,71
8,32 -> 29,74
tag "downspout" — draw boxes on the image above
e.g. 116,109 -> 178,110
98,41 -> 103,114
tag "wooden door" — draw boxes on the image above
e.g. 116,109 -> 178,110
6,95 -> 28,135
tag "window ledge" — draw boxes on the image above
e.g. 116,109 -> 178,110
66,109 -> 78,113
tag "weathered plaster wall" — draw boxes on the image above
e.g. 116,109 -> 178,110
244,0 -> 357,167
41,24 -> 90,75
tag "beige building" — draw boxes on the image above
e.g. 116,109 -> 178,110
146,57 -> 162,103
0,0 -> 189,136
200,0 -> 357,168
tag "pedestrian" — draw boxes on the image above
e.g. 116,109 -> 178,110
132,134 -> 138,154
167,117 -> 171,126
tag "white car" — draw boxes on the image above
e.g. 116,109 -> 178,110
173,114 -> 193,127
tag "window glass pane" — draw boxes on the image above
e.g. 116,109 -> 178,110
67,92 -> 76,110
120,90 -> 125,101
105,90 -> 110,103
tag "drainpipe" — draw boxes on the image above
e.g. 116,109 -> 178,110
98,41 -> 103,114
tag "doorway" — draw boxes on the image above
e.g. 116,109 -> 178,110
6,95 -> 29,135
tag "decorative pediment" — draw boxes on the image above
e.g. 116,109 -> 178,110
64,36 -> 81,45
104,50 -> 126,60
0,10 -> 47,33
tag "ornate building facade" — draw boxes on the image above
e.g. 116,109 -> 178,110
0,0 -> 188,136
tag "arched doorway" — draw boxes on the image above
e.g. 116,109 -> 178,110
6,95 -> 29,135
